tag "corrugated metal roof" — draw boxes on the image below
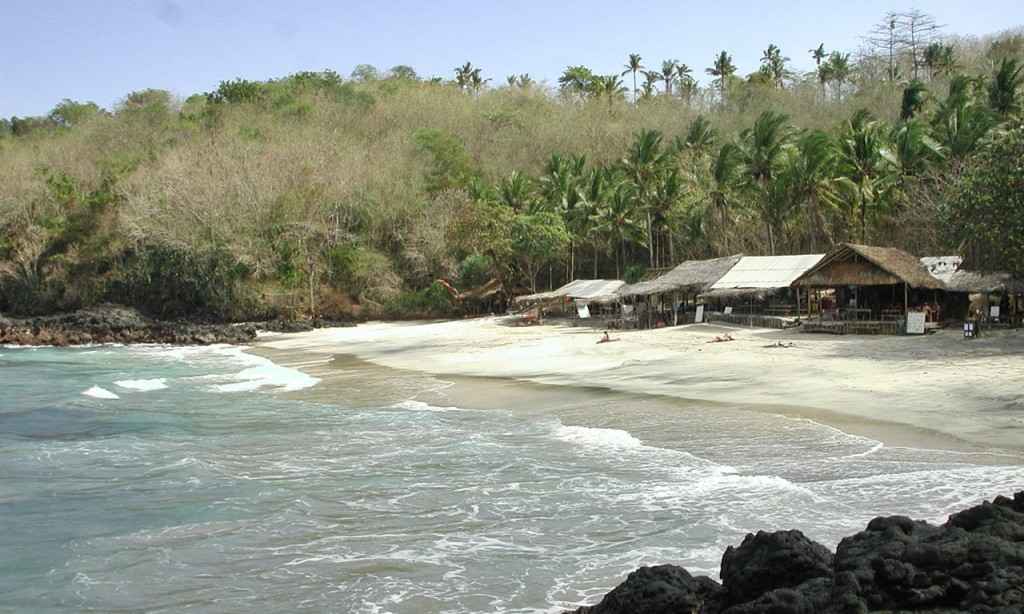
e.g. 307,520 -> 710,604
709,254 -> 825,290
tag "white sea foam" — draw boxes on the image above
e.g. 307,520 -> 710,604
212,348 -> 319,393
392,400 -> 465,413
82,386 -> 119,399
125,344 -> 319,393
114,378 -> 169,392
556,425 -> 646,449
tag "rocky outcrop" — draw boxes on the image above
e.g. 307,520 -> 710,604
0,305 -> 352,346
565,491 -> 1024,614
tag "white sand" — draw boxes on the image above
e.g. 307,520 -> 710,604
257,318 -> 1024,452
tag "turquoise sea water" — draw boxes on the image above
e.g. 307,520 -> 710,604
1,344 -> 1021,613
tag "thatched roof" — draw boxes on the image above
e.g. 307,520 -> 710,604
921,257 -> 1023,294
618,254 -> 743,298
514,279 -> 624,304
793,244 -> 944,290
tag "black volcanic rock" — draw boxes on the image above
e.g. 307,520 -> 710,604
720,529 -> 834,608
565,492 -> 1024,614
565,564 -> 721,614
831,491 -> 1024,613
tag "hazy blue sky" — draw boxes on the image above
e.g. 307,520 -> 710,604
2,1 -> 1019,117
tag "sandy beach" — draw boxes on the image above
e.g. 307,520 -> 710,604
255,318 -> 1024,454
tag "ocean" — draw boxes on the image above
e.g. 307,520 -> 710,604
1,343 -> 1021,613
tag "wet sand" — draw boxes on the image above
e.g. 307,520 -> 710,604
253,343 -> 1023,463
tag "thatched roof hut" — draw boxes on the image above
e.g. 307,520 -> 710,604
617,254 -> 743,298
921,256 -> 1023,294
792,244 -> 944,290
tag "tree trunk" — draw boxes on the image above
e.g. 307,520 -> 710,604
646,211 -> 655,268
593,243 -> 599,278
668,227 -> 675,265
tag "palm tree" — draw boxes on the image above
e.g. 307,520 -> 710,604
593,180 -> 645,278
787,130 -> 840,251
660,59 -> 678,96
810,44 -> 827,67
883,120 -> 943,179
454,62 -> 475,91
708,142 -> 743,253
988,57 -> 1023,117
594,75 -> 627,110
497,171 -> 534,211
640,71 -> 659,100
836,109 -> 889,242
622,129 -> 669,267
737,111 -> 792,254
675,64 -> 696,103
679,115 -> 717,156
760,44 -> 790,88
933,76 -> 995,170
900,80 -> 929,120
621,53 -> 644,104
825,52 -> 851,101
506,73 -> 534,89
540,154 -> 587,277
705,51 -> 737,104
468,68 -> 489,94
580,167 -> 616,277
810,44 -> 827,101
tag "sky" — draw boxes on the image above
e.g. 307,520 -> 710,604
2,0 -> 1020,117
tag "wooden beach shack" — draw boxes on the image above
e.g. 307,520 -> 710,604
616,255 -> 742,328
698,254 -> 824,327
792,243 -> 944,334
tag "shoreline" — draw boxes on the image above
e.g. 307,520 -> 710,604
251,328 -> 1024,461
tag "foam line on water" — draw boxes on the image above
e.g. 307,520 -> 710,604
114,378 -> 169,392
82,386 -> 119,399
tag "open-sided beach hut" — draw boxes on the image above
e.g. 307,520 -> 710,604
617,254 -> 742,328
699,254 -> 824,319
513,279 -> 624,320
792,243 -> 944,334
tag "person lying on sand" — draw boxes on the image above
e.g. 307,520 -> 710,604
763,340 -> 796,348
706,334 -> 735,344
597,331 -> 619,344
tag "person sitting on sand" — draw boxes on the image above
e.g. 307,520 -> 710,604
706,333 -> 734,344
597,331 -> 618,344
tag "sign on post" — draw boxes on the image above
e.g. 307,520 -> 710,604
906,311 -> 926,335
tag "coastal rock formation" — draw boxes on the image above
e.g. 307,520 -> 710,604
0,305 -> 258,346
0,305 -> 357,346
566,491 -> 1024,614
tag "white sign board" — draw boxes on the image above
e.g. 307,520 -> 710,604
990,305 -> 1000,319
724,306 -> 733,315
694,304 -> 705,323
576,303 -> 591,319
906,311 -> 926,335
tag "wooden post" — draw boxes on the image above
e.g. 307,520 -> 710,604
796,287 -> 801,320
904,283 -> 909,314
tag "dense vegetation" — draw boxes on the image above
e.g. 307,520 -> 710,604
1,12 -> 1022,320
